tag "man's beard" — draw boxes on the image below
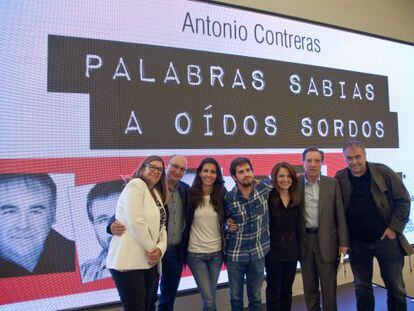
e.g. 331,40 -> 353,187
238,178 -> 253,187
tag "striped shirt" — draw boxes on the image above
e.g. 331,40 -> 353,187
224,180 -> 273,262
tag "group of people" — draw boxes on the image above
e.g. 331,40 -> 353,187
105,141 -> 412,311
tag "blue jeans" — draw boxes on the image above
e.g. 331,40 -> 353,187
187,250 -> 224,311
157,246 -> 184,311
349,237 -> 407,311
227,258 -> 265,311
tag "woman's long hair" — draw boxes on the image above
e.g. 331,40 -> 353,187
125,155 -> 169,205
270,162 -> 299,208
188,158 -> 225,219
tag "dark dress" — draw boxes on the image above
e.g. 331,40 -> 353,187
265,189 -> 300,311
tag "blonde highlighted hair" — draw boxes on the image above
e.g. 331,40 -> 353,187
126,155 -> 170,205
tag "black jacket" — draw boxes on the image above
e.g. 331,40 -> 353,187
335,162 -> 413,255
0,230 -> 76,278
182,188 -> 227,263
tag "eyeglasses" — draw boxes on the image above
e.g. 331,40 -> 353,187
168,162 -> 187,173
146,164 -> 164,175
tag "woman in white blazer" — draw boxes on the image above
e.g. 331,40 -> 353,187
106,155 -> 169,311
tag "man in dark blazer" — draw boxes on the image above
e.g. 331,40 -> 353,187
108,155 -> 189,311
0,173 -> 75,278
335,141 -> 412,311
298,147 -> 349,311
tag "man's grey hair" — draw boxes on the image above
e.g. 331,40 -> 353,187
342,141 -> 366,154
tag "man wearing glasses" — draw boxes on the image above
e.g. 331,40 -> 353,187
108,155 -> 189,311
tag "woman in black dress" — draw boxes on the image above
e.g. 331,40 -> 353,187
265,162 -> 300,311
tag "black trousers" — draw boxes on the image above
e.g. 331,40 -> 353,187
110,266 -> 158,311
265,255 -> 297,311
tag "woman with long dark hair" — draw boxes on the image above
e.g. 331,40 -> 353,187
265,162 -> 300,311
183,158 -> 226,311
106,155 -> 169,311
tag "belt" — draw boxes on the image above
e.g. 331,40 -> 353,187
305,227 -> 318,234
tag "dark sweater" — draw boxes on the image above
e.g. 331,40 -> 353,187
347,168 -> 386,242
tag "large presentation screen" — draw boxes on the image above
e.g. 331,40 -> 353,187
1,0 -> 413,310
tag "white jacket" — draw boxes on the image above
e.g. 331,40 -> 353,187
106,178 -> 167,272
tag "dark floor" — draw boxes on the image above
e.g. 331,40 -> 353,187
291,283 -> 414,311
82,282 -> 414,310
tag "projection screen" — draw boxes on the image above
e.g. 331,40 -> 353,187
1,0 -> 413,310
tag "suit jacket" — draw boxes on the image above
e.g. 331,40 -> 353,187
0,229 -> 75,278
106,178 -> 167,272
298,175 -> 349,263
80,249 -> 110,282
335,162 -> 413,255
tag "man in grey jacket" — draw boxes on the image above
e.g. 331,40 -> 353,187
335,141 -> 413,311
298,147 -> 349,311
